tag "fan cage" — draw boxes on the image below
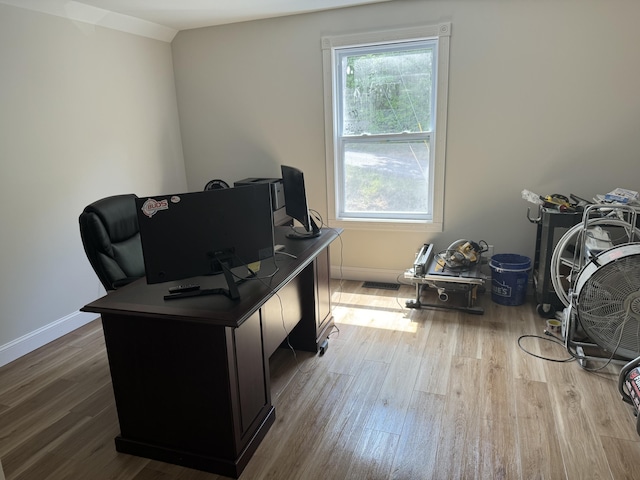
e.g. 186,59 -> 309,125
576,252 -> 640,359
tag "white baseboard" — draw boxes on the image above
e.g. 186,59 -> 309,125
332,265 -> 534,290
331,265 -> 407,284
0,311 -> 100,368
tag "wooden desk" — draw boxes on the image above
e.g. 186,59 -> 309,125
82,227 -> 339,478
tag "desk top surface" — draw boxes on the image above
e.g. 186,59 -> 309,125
82,227 -> 340,328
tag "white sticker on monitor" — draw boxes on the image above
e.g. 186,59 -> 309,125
140,198 -> 169,218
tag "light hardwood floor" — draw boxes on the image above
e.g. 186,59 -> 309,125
1,280 -> 640,479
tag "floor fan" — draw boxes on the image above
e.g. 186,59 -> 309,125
550,218 -> 640,310
555,205 -> 640,437
568,243 -> 640,361
551,204 -> 640,358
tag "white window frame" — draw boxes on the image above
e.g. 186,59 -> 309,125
322,23 -> 451,232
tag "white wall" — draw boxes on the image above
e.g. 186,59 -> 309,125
0,4 -> 187,365
4,0 -> 640,364
172,0 -> 640,281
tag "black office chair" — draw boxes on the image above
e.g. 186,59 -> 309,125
79,194 -> 145,291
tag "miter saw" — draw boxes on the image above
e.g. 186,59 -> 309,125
435,239 -> 488,271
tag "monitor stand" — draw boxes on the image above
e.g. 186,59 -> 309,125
164,256 -> 240,301
218,259 -> 241,300
285,218 -> 321,240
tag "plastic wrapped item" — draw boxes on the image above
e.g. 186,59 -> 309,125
522,189 -> 543,205
604,188 -> 639,204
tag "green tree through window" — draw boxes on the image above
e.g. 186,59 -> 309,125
323,24 -> 450,230
343,47 -> 433,135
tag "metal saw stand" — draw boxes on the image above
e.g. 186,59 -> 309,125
405,244 -> 486,315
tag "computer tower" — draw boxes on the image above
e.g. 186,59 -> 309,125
234,177 -> 290,226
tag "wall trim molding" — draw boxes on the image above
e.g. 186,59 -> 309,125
0,311 -> 99,368
331,265 -> 406,284
332,265 -> 536,298
0,0 -> 177,42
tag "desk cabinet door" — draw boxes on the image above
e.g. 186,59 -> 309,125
261,278 -> 304,358
231,310 -> 270,440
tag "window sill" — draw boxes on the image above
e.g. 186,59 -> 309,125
328,218 -> 443,233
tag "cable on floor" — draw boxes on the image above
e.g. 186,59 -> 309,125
517,333 -> 575,363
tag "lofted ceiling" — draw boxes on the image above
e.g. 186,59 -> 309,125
75,0 -> 394,30
0,0 -> 394,37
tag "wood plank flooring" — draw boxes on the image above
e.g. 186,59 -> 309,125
2,280 -> 640,479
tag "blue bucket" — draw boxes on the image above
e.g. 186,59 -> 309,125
489,254 -> 531,306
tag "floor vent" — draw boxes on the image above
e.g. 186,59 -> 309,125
362,281 -> 400,291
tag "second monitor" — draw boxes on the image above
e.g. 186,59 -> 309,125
281,165 -> 320,239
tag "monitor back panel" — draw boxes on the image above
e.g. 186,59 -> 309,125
135,184 -> 274,284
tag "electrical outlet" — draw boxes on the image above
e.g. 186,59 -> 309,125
487,244 -> 494,259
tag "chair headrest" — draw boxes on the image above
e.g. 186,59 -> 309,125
83,194 -> 139,243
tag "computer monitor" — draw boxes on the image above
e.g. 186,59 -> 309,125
281,165 -> 320,239
135,183 -> 274,299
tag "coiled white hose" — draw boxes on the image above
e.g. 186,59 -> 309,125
550,218 -> 640,307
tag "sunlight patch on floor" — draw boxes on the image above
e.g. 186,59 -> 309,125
331,290 -> 418,333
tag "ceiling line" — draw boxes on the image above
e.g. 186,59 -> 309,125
0,0 -> 177,42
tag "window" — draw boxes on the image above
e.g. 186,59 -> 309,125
322,23 -> 450,231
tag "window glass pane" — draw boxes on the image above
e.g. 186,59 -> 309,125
342,140 -> 431,218
341,45 -> 434,136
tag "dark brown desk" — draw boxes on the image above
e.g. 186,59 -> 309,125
82,227 -> 339,478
